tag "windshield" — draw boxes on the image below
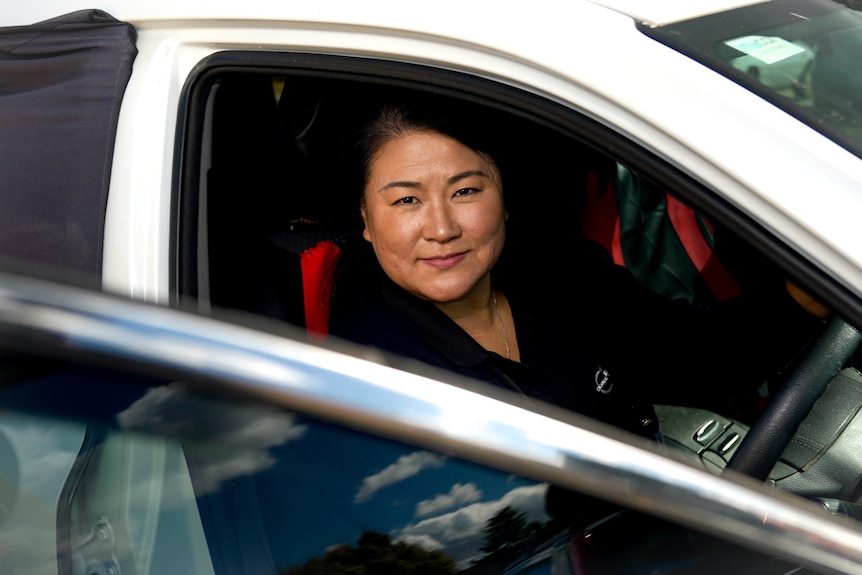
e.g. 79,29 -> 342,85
641,0 -> 862,158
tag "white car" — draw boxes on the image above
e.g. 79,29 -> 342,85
2,1 -> 862,574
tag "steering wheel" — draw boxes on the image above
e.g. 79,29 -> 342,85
725,317 -> 862,480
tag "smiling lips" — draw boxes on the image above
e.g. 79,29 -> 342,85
421,252 -> 468,269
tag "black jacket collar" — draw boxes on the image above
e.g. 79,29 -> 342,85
380,277 -> 532,369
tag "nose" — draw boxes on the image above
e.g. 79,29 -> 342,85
423,200 -> 461,242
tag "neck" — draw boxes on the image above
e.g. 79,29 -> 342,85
434,279 -> 513,359
433,278 -> 495,331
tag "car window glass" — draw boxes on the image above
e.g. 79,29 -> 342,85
643,0 -> 862,160
0,353 -> 827,575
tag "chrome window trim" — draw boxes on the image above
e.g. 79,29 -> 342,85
0,273 -> 861,573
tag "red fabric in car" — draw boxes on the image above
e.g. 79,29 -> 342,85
300,240 -> 342,337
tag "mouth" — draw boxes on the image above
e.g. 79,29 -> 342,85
421,252 -> 468,269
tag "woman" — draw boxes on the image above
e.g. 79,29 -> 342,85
330,102 -> 823,438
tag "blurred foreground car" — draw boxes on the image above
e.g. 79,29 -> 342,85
3,0 -> 862,573
0,272 -> 861,575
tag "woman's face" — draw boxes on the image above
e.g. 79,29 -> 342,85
361,130 -> 507,304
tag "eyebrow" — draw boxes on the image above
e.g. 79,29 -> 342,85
376,170 -> 493,194
449,170 -> 492,185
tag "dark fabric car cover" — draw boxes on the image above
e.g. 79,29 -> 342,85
0,10 -> 136,287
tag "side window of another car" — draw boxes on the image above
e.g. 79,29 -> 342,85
0,354 -> 553,575
0,347 -> 824,575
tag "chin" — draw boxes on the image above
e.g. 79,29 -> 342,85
420,286 -> 477,304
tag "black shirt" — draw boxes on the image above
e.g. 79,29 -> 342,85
332,275 -> 663,437
330,242 -> 820,436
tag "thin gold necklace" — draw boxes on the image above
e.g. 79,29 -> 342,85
492,289 -> 511,359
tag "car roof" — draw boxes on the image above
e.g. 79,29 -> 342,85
0,0 -> 767,28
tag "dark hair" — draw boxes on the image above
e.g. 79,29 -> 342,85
356,101 -> 504,197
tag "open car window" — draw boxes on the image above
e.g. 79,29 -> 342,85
180,57 -> 809,327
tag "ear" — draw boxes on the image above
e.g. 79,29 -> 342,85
360,204 -> 372,242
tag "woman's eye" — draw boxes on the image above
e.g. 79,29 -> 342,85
393,196 -> 418,205
454,187 -> 479,197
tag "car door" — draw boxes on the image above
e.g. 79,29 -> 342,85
0,271 -> 860,575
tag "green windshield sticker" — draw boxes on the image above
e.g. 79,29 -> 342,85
724,35 -> 806,64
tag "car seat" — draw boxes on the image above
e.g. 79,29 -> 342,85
581,162 -> 743,304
